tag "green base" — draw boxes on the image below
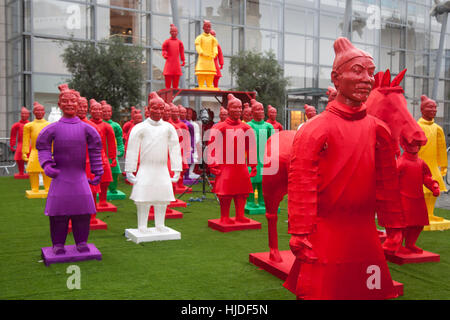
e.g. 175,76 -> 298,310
96,190 -> 127,201
245,205 -> 266,215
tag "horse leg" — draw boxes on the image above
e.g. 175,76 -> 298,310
265,193 -> 283,263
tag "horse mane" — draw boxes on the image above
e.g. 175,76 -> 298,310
372,68 -> 406,95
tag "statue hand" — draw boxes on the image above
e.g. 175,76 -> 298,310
249,166 -> 257,178
181,61 -> 185,67
88,174 -> 102,186
43,163 -> 60,179
289,234 -> 318,263
10,146 -> 16,153
110,158 -> 117,167
126,172 -> 137,185
209,166 -> 221,176
433,182 -> 441,197
171,171 -> 181,183
441,167 -> 447,177
22,154 -> 29,162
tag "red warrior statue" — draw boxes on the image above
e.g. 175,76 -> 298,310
162,24 -> 185,89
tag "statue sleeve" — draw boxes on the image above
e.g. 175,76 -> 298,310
115,124 -> 125,158
162,40 -> 168,58
246,126 -> 257,170
168,125 -> 182,172
213,38 -> 218,58
436,126 -> 447,170
195,36 -> 203,56
124,125 -> 141,173
287,124 -> 327,235
218,45 -> 224,65
374,119 -> 405,228
10,124 -> 17,149
206,126 -> 222,169
179,40 -> 185,64
36,125 -> 54,169
422,160 -> 438,192
86,125 -> 104,176
106,125 -> 117,160
22,124 -> 31,159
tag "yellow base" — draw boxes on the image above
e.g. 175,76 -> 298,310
423,219 -> 450,231
195,86 -> 220,91
25,190 -> 48,199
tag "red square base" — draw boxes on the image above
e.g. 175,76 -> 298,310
169,199 -> 187,208
385,249 -> 440,265
393,281 -> 404,297
173,185 -> 192,194
68,218 -> 107,232
208,218 -> 261,232
96,202 -> 117,212
378,230 -> 387,243
249,250 -> 296,281
149,207 -> 183,219
14,173 -> 29,179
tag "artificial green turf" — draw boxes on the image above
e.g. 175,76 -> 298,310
0,176 -> 449,300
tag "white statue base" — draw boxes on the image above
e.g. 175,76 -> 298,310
125,227 -> 181,244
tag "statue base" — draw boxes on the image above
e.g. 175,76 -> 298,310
244,205 -> 266,215
384,249 -> 440,265
423,219 -> 450,231
68,218 -> 107,232
249,250 -> 296,281
25,189 -> 48,199
195,86 -> 220,91
125,227 -> 181,244
96,202 -> 117,212
41,244 -> 102,266
208,218 -> 261,233
378,230 -> 387,243
14,173 -> 29,179
106,190 -> 126,200
173,185 -> 192,194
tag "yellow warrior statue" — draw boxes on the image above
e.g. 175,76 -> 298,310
417,94 -> 450,231
195,20 -> 218,90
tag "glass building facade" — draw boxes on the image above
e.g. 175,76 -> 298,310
2,0 -> 450,135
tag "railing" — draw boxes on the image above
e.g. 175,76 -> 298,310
0,138 -> 16,175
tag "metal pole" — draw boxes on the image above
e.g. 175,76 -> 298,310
170,0 -> 188,106
342,0 -> 352,40
432,11 -> 448,101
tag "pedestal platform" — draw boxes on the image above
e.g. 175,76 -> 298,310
423,219 -> 450,231
14,173 -> 29,179
125,227 -> 181,244
378,230 -> 387,243
393,281 -> 404,297
41,244 -> 102,266
25,190 -> 48,199
106,190 -> 126,200
149,207 -> 183,219
245,205 -> 266,215
68,218 -> 107,232
96,202 -> 117,212
385,249 -> 440,265
249,250 -> 295,281
208,218 -> 261,232
173,185 -> 192,194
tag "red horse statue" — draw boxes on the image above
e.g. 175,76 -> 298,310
259,68 -> 427,266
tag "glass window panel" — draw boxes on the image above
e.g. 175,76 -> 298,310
33,74 -> 71,111
285,0 -> 315,8
305,65 -> 313,87
320,14 -> 342,39
245,29 -> 279,58
407,2 -> 427,30
152,14 -> 171,47
284,64 -> 305,89
33,38 -> 69,74
107,0 -> 139,10
203,0 -> 241,24
7,39 -> 22,76
151,0 -> 172,14
380,0 -> 405,26
430,31 -> 443,51
246,0 -> 281,31
151,0 -> 196,17
319,66 -> 333,89
285,6 -> 315,35
285,34 -> 313,64
219,57 -> 232,88
97,6 -> 144,44
319,38 -> 334,66
152,49 -> 165,81
380,23 -> 406,49
213,24 -> 232,56
7,75 -> 23,112
380,46 -> 392,71
320,0 -> 346,14
6,1 -> 22,40
406,28 -> 427,52
33,0 -> 91,39
404,75 -> 414,98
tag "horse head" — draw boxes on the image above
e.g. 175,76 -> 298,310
365,69 -> 427,156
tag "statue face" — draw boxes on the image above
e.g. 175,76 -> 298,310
242,108 -> 252,122
252,103 -> 265,122
90,103 -> 103,120
268,108 -> 277,121
133,112 -> 143,124
33,105 -> 46,120
421,102 -> 437,121
186,108 -> 193,121
228,103 -> 242,121
203,22 -> 211,34
332,57 -> 375,107
219,109 -> 228,121
171,105 -> 180,120
77,99 -> 88,119
179,106 -> 187,120
20,109 -> 30,121
162,104 -> 171,121
170,28 -> 178,39
102,104 -> 112,121
149,101 -> 165,121
400,136 -> 420,155
58,92 -> 78,118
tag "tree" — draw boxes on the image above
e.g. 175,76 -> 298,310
229,50 -> 289,120
61,36 -> 144,121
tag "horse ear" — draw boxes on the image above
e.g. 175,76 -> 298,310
391,69 -> 407,87
373,72 -> 383,89
381,69 -> 391,87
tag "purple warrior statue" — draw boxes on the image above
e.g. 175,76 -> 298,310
36,84 -> 103,258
